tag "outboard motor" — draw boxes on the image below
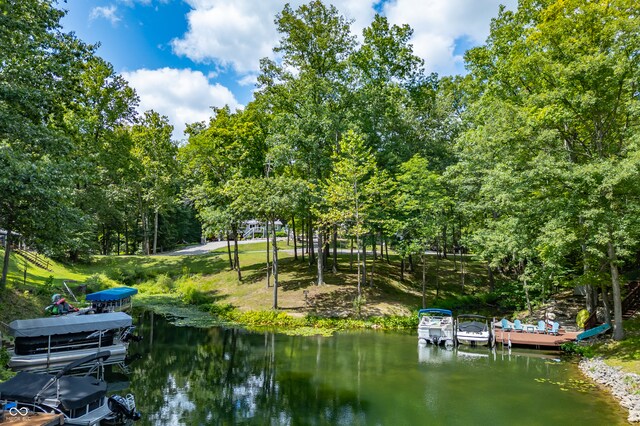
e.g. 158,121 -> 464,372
108,394 -> 141,422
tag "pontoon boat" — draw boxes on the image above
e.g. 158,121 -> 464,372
417,308 -> 454,346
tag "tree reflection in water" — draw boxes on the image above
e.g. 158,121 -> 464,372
128,311 -> 366,425
124,311 -> 625,425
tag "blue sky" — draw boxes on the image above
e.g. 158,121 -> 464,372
60,0 -> 515,140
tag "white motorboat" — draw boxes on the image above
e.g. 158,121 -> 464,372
0,351 -> 141,426
7,312 -> 137,372
417,308 -> 454,346
456,314 -> 491,347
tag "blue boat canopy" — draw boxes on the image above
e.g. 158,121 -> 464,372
86,287 -> 138,302
418,308 -> 452,317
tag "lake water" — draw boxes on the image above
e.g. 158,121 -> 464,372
120,311 -> 625,425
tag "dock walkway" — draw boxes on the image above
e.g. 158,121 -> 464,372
494,328 -> 579,348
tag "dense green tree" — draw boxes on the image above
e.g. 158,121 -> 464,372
64,56 -> 139,256
321,131 -> 376,293
459,0 -> 640,339
130,111 -> 178,255
0,0 -> 94,287
395,155 -> 446,305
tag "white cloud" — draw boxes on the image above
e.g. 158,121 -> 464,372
383,0 -> 517,75
121,68 -> 241,141
89,5 -> 121,26
171,0 -> 377,74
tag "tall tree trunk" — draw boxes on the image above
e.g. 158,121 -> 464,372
356,235 -> 361,296
292,216 -> 298,261
317,229 -> 324,286
436,253 -> 440,299
460,249 -> 466,292
124,219 -> 129,255
441,223 -> 448,259
362,238 -> 367,287
350,237 -> 354,272
139,192 -> 149,255
408,254 -> 413,272
379,231 -> 383,262
266,221 -> 271,288
1,228 -> 13,290
524,280 -> 533,316
332,225 -> 337,273
607,239 -> 624,340
372,233 -> 377,260
421,253 -> 426,308
301,217 -> 305,262
153,209 -> 159,255
487,263 -> 495,293
227,232 -> 233,269
233,226 -> 241,281
323,230 -> 330,271
452,223 -> 457,270
272,220 -> 279,309
142,210 -> 149,255
369,251 -> 375,287
101,224 -> 106,255
581,236 -> 598,313
602,287 -> 613,326
385,239 -> 389,263
400,257 -> 405,282
308,216 -> 315,265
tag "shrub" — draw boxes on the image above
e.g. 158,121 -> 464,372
560,341 -> 595,357
155,274 -> 174,293
208,303 -> 236,320
353,295 -> 367,317
84,274 -> 110,292
107,266 -> 151,285
177,277 -> 215,305
0,348 -> 15,381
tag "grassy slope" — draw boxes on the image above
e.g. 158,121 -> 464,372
0,243 -> 489,324
591,316 -> 640,374
2,244 -> 639,373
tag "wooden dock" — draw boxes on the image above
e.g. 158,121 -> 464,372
493,329 -> 579,349
0,412 -> 64,426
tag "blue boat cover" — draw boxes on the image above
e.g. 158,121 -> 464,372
86,287 -> 138,302
418,308 -> 452,317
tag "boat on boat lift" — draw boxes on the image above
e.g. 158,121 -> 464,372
455,314 -> 492,347
7,312 -> 137,372
0,351 -> 141,426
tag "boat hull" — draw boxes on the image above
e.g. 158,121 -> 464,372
456,333 -> 491,347
418,326 -> 454,345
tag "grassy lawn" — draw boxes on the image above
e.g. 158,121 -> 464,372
591,316 -> 640,374
2,243 -> 639,375
0,243 -> 490,325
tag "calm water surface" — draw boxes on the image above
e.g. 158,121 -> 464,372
119,311 -> 625,425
